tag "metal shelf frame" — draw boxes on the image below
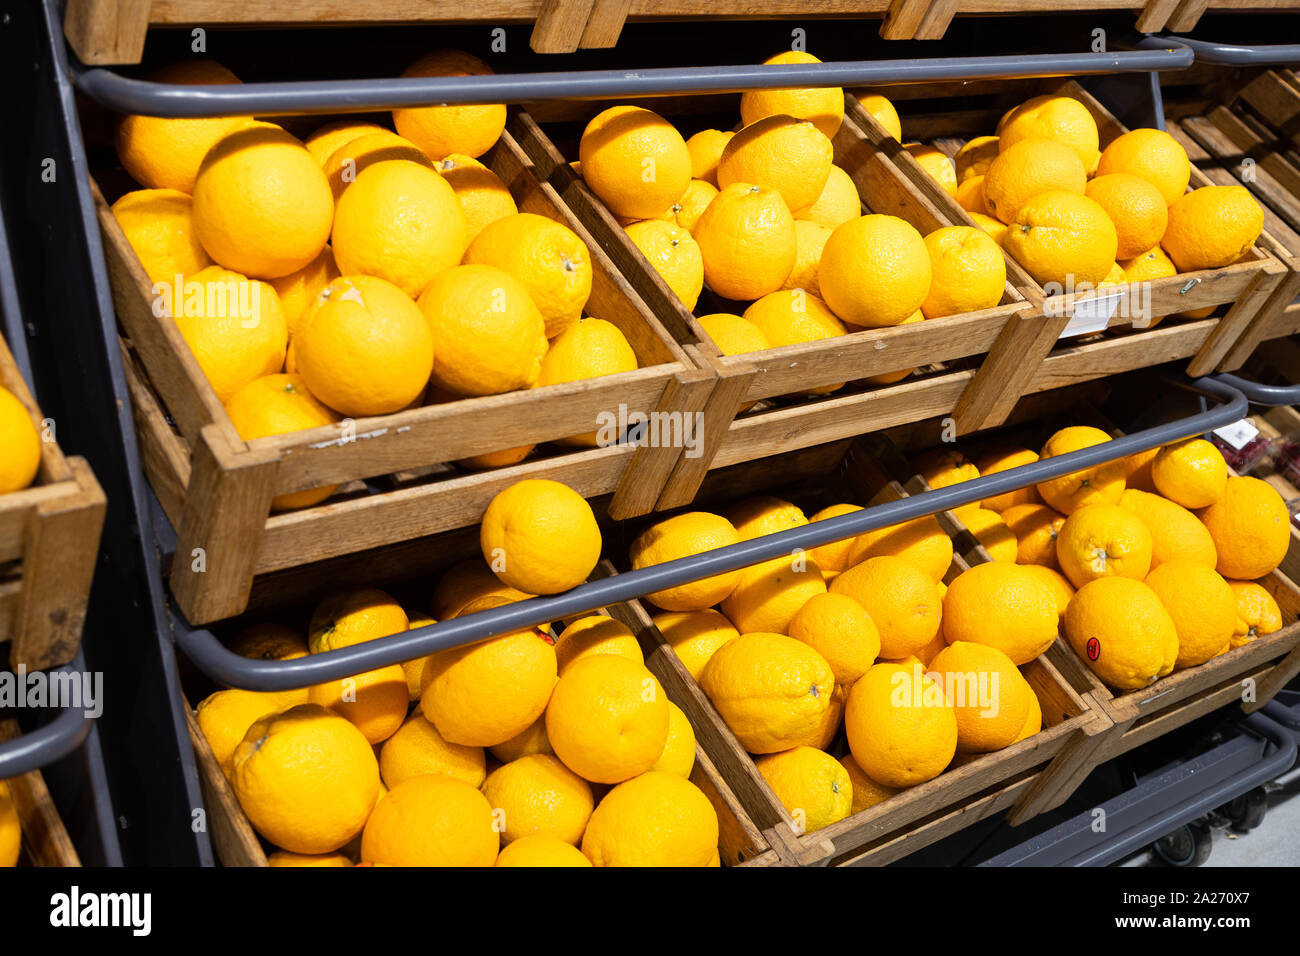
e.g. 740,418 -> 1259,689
0,666 -> 95,777
980,700 -> 1300,866
0,0 -> 207,865
0,63 -> 116,855
1216,373 -> 1300,407
1159,35 -> 1300,67
70,39 -> 1193,117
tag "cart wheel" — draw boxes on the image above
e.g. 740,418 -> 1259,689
1223,788 -> 1268,833
1151,823 -> 1214,867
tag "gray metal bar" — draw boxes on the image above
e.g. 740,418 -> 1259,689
24,0 -> 197,864
1161,35 -> 1300,66
175,375 -> 1247,692
0,656 -> 95,778
71,47 -> 1193,119
981,707 -> 1296,866
0,43 -> 99,787
0,192 -> 34,385
1214,373 -> 1300,407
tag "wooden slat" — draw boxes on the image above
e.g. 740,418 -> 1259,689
120,339 -> 191,530
63,0 -> 151,65
255,445 -> 635,574
171,424 -> 280,625
0,720 -> 81,867
709,371 -> 974,470
1109,666 -> 1273,759
0,580 -> 19,642
835,774 -> 1031,866
657,350 -> 757,511
951,302 -> 1069,433
1166,0 -> 1209,32
256,366 -> 675,492
1186,262 -> 1288,376
0,484 -> 77,566
0,328 -> 101,665
879,0 -> 957,39
689,745 -> 776,865
1005,693 -> 1122,823
733,306 -> 1022,403
530,0 -> 597,53
1135,0 -> 1181,30
92,180 -> 232,446
578,0 -> 631,47
148,0 -> 549,24
609,368 -> 716,520
12,459 -> 106,671
1245,643 -> 1300,714
185,708 -> 269,867
1025,320 -> 1217,394
1238,69 -> 1300,150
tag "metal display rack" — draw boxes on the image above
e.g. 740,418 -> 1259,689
0,56 -> 119,864
1164,36 -> 1300,65
70,44 -> 1194,117
16,0 -> 1300,864
981,698 -> 1300,866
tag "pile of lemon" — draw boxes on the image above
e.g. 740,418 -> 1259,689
572,50 -> 1006,391
197,478 -> 722,867
905,93 -> 1265,319
112,52 -> 639,507
915,427 -> 1291,691
622,422 -> 1291,836
625,488 -> 1041,835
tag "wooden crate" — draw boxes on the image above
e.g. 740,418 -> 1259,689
96,126 -> 711,627
513,103 -> 1037,511
0,720 -> 83,866
871,77 -> 1290,432
611,434 -> 1113,867
0,334 -> 105,671
890,394 -> 1300,783
182,547 -> 778,867
1164,79 -> 1300,370
64,0 -> 634,59
188,702 -> 777,867
63,0 -> 1271,61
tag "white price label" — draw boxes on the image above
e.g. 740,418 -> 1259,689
1212,419 -> 1260,451
1059,291 -> 1123,338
